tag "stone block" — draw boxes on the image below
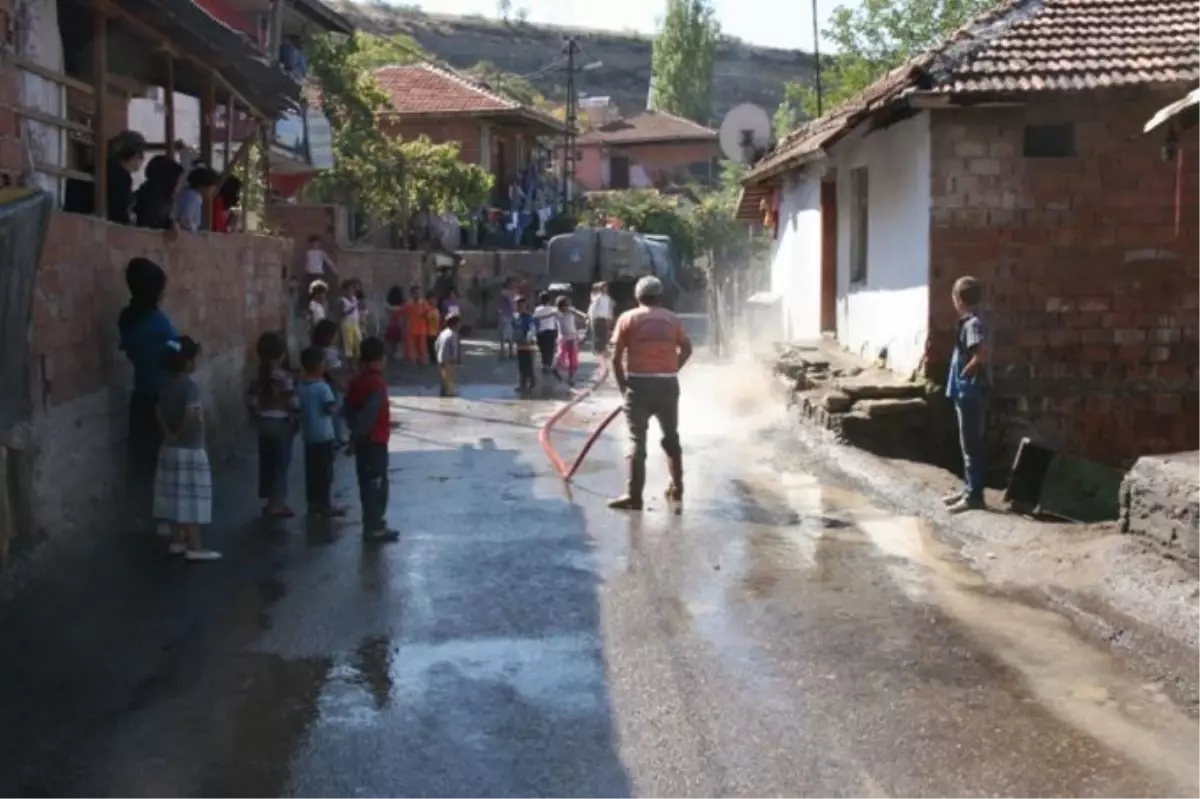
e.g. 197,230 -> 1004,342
819,391 -> 853,413
856,398 -> 929,418
835,378 -> 927,401
1120,451 -> 1200,558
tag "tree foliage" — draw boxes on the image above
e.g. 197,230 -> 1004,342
584,162 -> 768,276
649,0 -> 720,124
464,60 -> 546,107
775,0 -> 994,128
306,33 -> 493,233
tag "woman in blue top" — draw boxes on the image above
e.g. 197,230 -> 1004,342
118,258 -> 177,531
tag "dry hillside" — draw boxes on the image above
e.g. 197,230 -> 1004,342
334,2 -> 815,127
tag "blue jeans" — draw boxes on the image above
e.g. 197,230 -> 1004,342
955,398 -> 986,499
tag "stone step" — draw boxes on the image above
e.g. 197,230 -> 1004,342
834,377 -> 929,401
854,397 -> 929,417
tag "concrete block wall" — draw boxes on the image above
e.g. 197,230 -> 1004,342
30,212 -> 291,539
270,202 -> 548,295
927,88 -> 1200,466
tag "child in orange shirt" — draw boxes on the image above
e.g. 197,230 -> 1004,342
402,285 -> 429,365
424,292 -> 442,365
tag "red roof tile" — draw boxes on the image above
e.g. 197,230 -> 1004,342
577,111 -> 718,145
372,63 -> 562,132
374,63 -> 515,114
747,0 -> 1200,183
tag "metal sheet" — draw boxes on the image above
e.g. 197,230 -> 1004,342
0,190 -> 52,431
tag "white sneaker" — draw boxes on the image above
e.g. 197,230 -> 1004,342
185,549 -> 223,562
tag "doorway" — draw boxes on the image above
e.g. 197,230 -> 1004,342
820,178 -> 838,334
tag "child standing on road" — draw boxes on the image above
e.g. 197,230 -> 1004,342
296,347 -> 344,518
248,331 -> 298,518
307,280 -> 328,331
944,276 -> 991,515
403,285 -> 429,366
514,296 -> 538,394
554,295 -> 589,387
497,278 -> 517,360
424,291 -> 441,365
154,336 -> 220,561
339,279 -> 362,365
436,312 -> 462,397
533,291 -> 559,377
385,285 -> 406,359
343,336 -> 399,542
313,319 -> 348,445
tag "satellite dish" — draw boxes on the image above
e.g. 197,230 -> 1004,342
718,103 -> 772,164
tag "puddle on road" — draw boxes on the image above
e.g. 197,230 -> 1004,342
709,467 -> 1200,796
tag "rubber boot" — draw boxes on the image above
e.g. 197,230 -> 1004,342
608,456 -> 646,511
665,455 -> 684,503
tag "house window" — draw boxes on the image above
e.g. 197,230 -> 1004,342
849,166 -> 869,285
1023,124 -> 1075,158
610,155 -> 631,189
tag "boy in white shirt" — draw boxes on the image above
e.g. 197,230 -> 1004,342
305,235 -> 338,280
587,282 -> 614,354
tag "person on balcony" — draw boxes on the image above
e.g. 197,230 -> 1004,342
133,154 -> 183,231
62,130 -> 146,224
212,176 -> 242,233
175,166 -> 220,233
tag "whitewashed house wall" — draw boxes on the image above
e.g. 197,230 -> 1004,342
831,111 -> 932,376
768,169 -> 823,341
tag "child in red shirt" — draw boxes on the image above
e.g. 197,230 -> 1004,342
343,336 -> 398,541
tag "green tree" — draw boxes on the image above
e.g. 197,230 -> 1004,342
779,0 -> 995,126
345,31 -> 427,71
464,60 -> 545,106
306,33 -> 493,237
497,0 -> 512,20
649,0 -> 720,124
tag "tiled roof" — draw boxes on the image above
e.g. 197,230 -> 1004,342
746,0 -> 1200,183
372,63 -> 562,131
577,111 -> 718,146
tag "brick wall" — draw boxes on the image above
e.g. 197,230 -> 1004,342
383,117 -> 485,166
30,212 -> 291,538
0,0 -> 22,181
928,88 -> 1199,466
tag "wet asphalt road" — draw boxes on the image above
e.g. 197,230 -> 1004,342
0,347 -> 1197,797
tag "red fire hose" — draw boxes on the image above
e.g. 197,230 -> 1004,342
539,354 -> 623,482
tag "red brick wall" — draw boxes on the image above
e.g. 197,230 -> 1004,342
928,88 -> 1199,466
31,212 -> 291,536
383,117 -> 484,166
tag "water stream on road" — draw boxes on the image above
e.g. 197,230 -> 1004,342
652,359 -> 1200,796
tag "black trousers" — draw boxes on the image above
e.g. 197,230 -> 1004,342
536,330 -> 558,369
127,390 -> 161,521
305,441 -> 335,510
355,441 -> 389,532
517,349 -> 536,388
426,335 -> 437,364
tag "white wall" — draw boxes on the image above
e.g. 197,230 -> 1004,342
832,111 -> 931,376
768,169 -> 823,341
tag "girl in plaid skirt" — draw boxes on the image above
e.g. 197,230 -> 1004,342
153,336 -> 220,561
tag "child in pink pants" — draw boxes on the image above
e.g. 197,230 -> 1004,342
554,295 -> 589,387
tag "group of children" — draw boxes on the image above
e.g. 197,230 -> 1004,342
506,282 -> 611,393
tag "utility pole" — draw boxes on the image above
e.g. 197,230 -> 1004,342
560,36 -> 579,215
812,0 -> 824,116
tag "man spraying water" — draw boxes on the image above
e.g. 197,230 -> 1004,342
607,276 -> 694,511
